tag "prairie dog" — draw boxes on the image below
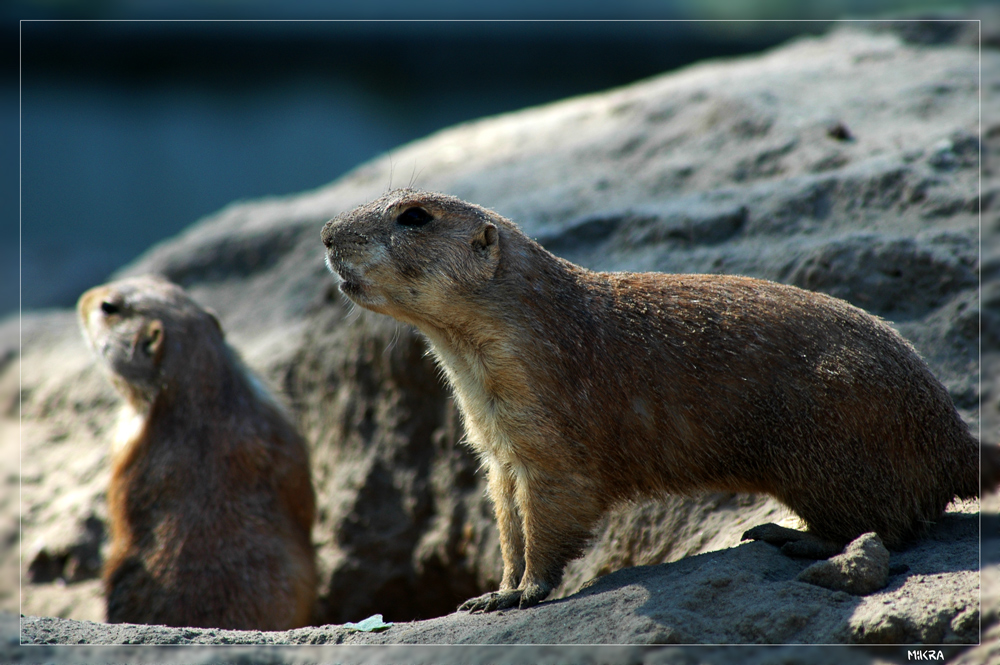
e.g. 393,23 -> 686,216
320,189 -> 979,612
79,275 -> 317,629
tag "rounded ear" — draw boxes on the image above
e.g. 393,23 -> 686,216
138,319 -> 165,363
473,223 -> 499,256
205,308 -> 224,336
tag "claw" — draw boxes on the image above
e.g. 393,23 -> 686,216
458,589 -> 523,613
517,583 -> 549,609
742,522 -> 843,559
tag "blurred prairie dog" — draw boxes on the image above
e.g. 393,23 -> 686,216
321,189 -> 980,612
79,274 -> 317,629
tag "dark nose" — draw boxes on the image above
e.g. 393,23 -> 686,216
321,220 -> 336,249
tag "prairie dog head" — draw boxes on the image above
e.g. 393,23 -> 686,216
320,189 -> 502,325
78,274 -> 223,406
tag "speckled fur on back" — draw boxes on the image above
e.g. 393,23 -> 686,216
79,275 -> 317,630
321,188 -> 980,612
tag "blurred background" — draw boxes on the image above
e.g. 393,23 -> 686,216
8,0 -> 986,318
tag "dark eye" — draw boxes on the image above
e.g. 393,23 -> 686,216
100,301 -> 120,315
396,207 -> 433,227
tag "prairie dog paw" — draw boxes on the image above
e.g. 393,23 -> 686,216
518,583 -> 550,609
458,589 -> 523,613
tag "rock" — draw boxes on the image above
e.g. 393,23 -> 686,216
0,611 -> 913,665
786,232 -> 977,319
13,505 -> 983,646
797,533 -> 890,596
3,21 -> 995,656
26,514 -> 104,584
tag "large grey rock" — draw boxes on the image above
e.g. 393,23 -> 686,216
13,505 -> 983,645
4,22 -> 996,658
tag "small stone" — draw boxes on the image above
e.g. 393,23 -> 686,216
826,121 -> 854,141
797,532 -> 890,596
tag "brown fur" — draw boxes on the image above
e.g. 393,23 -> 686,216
320,189 -> 980,612
78,275 -> 317,629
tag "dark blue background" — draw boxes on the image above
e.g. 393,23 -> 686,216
9,1 -> 969,316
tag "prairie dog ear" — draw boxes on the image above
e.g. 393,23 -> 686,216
472,223 -> 499,256
205,308 -> 224,336
140,319 -> 165,362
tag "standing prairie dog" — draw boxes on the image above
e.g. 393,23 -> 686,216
78,275 -> 317,629
320,189 -> 980,612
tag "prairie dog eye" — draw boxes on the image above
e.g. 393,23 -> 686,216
100,301 -> 121,315
396,207 -> 433,227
